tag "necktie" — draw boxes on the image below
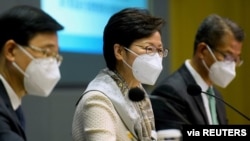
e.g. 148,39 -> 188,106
207,87 -> 218,125
15,106 -> 26,129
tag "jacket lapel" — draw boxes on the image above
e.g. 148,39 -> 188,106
179,64 -> 210,124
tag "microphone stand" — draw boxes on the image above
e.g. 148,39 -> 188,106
203,91 -> 250,121
150,95 -> 191,125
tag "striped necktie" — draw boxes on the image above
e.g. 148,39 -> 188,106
207,87 -> 218,125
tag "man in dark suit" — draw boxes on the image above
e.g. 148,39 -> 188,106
150,14 -> 245,131
0,5 -> 63,141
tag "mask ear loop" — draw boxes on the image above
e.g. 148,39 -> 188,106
122,59 -> 132,69
12,45 -> 34,78
206,45 -> 218,62
201,59 -> 210,73
123,47 -> 139,57
122,56 -> 136,75
202,45 -> 216,74
203,45 -> 223,76
122,47 -> 139,73
17,45 -> 35,60
12,62 -> 29,78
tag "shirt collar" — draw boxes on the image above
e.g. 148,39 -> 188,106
185,59 -> 209,92
0,74 -> 21,110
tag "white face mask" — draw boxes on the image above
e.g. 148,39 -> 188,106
202,45 -> 236,88
123,48 -> 163,85
13,45 -> 61,97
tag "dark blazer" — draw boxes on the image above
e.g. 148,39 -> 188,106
0,80 -> 26,141
150,64 -> 228,131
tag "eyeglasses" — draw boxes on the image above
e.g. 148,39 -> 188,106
27,45 -> 63,63
212,48 -> 243,67
135,45 -> 169,58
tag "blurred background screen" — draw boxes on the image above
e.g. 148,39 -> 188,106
40,0 -> 149,86
41,0 -> 148,54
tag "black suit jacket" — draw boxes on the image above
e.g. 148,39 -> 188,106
0,80 -> 26,141
151,64 -> 228,131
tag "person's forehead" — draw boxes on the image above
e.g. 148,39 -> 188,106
28,32 -> 59,48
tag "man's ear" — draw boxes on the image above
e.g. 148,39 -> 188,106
196,42 -> 208,59
114,44 -> 125,61
3,40 -> 16,62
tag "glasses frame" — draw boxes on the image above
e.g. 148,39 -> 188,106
135,45 -> 169,58
27,45 -> 63,63
212,48 -> 243,67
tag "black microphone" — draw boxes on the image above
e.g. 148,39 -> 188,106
187,84 -> 250,121
128,87 -> 145,102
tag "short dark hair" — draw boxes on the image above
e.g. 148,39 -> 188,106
0,5 -> 64,50
103,7 -> 165,71
194,14 -> 244,53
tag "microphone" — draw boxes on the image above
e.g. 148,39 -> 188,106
128,87 -> 145,102
187,84 -> 250,121
150,85 -> 191,125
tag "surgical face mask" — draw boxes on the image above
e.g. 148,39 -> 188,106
12,45 -> 61,97
122,48 -> 163,85
202,45 -> 236,88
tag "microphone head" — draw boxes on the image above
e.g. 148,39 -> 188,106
128,87 -> 145,102
187,84 -> 202,96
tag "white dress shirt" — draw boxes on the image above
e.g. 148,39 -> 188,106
0,74 -> 21,110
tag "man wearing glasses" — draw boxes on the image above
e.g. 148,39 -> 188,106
150,14 -> 244,131
0,5 -> 63,141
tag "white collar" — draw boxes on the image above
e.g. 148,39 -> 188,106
185,59 -> 209,91
0,74 -> 21,110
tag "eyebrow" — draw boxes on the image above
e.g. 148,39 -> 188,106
44,44 -> 57,48
141,42 -> 163,48
217,50 -> 242,60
